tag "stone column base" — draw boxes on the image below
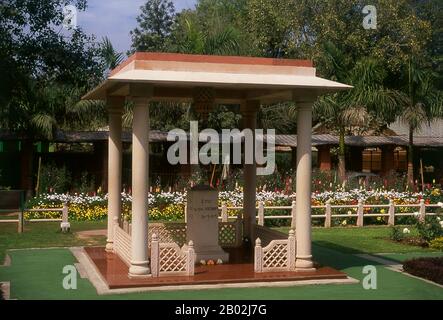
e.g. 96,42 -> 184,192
105,241 -> 113,252
129,261 -> 150,278
295,256 -> 315,272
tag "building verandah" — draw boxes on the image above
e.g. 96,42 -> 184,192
82,52 -> 350,281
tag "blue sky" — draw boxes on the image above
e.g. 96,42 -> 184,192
77,0 -> 197,55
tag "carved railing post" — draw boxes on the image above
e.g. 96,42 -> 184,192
324,199 -> 332,228
235,213 -> 243,247
258,201 -> 265,226
123,216 -> 129,233
419,199 -> 426,223
221,203 -> 228,222
150,234 -> 159,277
388,200 -> 395,226
60,203 -> 70,233
288,230 -> 296,271
17,209 -> 24,234
290,200 -> 296,229
254,238 -> 263,273
112,216 -> 119,252
187,240 -> 195,276
357,199 -> 364,227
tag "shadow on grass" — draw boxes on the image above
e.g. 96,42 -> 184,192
312,242 -> 386,273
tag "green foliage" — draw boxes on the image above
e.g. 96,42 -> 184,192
38,163 -> 72,194
129,0 -> 176,53
430,237 -> 443,251
207,105 -> 241,131
73,171 -> 95,194
246,0 -> 301,57
0,0 -> 106,139
300,0 -> 431,73
172,15 -> 241,55
100,37 -> 124,71
258,102 -> 297,133
390,226 -> 405,242
415,215 -> 443,243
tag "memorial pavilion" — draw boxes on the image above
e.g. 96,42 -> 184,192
81,52 -> 352,289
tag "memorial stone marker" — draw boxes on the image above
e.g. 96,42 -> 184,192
186,185 -> 229,262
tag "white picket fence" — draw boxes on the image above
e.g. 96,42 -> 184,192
0,203 -> 70,232
219,199 -> 442,228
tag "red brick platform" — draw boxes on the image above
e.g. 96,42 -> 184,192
85,247 -> 348,289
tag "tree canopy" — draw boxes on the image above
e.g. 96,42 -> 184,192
0,0 -> 106,138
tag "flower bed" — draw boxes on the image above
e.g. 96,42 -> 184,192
25,188 -> 443,223
403,257 -> 443,285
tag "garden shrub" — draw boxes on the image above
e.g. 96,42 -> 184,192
429,237 -> 443,251
415,215 -> 443,243
403,257 -> 443,285
390,226 -> 404,242
73,171 -> 96,194
38,163 -> 71,193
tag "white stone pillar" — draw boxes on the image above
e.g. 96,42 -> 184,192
106,96 -> 124,252
241,100 -> 259,242
295,101 -> 314,270
129,97 -> 150,277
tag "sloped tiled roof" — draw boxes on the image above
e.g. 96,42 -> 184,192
1,130 -> 443,147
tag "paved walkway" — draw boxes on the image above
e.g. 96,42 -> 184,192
75,229 -> 107,239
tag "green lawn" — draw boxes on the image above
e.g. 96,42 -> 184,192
1,245 -> 442,300
275,226 -> 438,254
0,222 -> 442,299
0,221 -> 107,264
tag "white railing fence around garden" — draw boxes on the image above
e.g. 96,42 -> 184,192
254,229 -> 296,273
3,199 -> 441,234
0,202 -> 70,232
218,199 -> 442,228
150,233 -> 195,277
122,217 -> 243,248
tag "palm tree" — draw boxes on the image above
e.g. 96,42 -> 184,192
314,42 -> 405,182
100,37 -> 124,72
258,102 -> 298,133
176,18 -> 240,55
399,58 -> 443,187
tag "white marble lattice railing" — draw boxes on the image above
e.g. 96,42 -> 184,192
113,222 -> 132,266
143,220 -> 242,248
150,234 -> 195,277
254,229 -> 296,273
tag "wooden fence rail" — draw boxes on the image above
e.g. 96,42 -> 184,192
218,199 -> 442,228
0,203 -> 70,232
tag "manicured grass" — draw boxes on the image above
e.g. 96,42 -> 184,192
380,252 -> 443,263
1,222 -> 442,299
0,221 -> 107,264
0,246 -> 442,300
275,226 -> 438,254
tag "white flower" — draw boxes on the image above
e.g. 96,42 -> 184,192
413,212 -> 420,217
403,228 -> 410,234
